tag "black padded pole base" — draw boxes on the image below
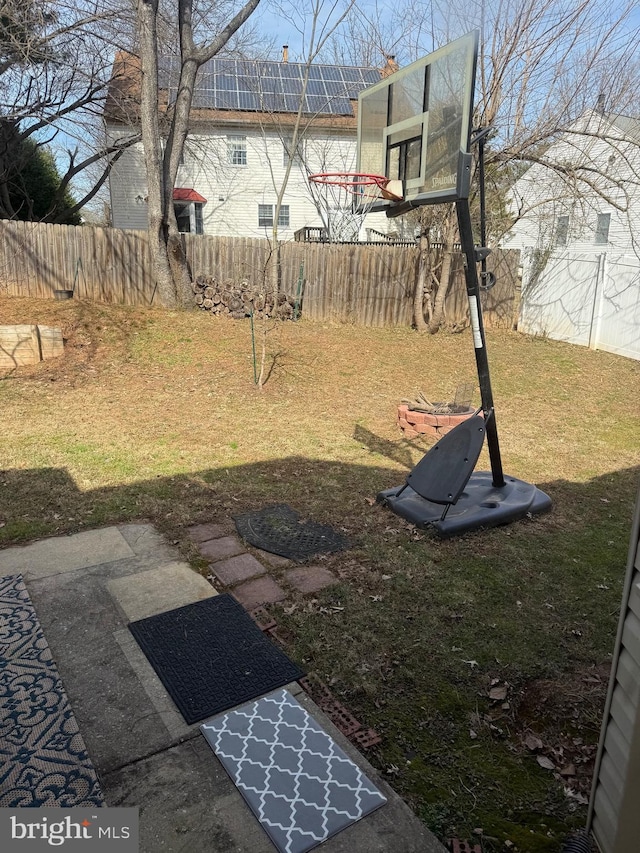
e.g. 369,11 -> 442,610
378,471 -> 552,538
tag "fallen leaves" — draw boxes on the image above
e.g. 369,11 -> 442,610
488,684 -> 508,702
524,733 -> 544,752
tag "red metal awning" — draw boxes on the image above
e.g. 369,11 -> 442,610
173,188 -> 207,203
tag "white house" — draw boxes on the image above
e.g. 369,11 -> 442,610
104,51 -> 397,242
505,109 -> 640,254
502,108 -> 640,360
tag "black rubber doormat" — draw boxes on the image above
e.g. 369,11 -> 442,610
0,574 -> 105,807
234,504 -> 349,562
128,594 -> 305,725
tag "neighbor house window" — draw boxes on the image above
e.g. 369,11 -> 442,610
174,201 -> 204,234
258,204 -> 290,228
283,136 -> 303,167
228,135 -> 247,165
595,212 -> 611,245
555,214 -> 569,247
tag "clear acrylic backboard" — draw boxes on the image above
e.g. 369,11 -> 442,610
357,31 -> 479,213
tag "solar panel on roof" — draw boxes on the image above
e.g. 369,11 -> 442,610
280,68 -> 302,82
306,79 -> 326,96
261,76 -> 280,94
164,56 -> 377,116
237,91 -> 259,110
340,68 -> 362,82
305,95 -> 327,113
322,66 -> 342,81
323,80 -> 346,96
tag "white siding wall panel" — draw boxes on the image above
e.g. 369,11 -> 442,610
106,125 -> 149,231
600,718 -> 630,775
599,752 -> 624,804
610,684 -> 634,743
593,787 -> 619,851
620,610 -> 640,665
615,648 -> 640,708
504,113 -> 640,256
590,493 -> 640,853
108,124 -> 392,240
592,815 -> 615,853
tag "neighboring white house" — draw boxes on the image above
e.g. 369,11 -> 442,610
502,109 -> 640,361
104,51 -> 397,242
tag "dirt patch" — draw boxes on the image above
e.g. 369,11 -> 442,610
513,662 -> 611,799
0,297 -> 154,385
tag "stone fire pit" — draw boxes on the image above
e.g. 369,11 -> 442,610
397,401 -> 477,439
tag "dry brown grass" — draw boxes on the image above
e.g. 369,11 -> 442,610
1,295 -> 639,850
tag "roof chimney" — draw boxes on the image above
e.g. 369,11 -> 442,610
380,55 -> 399,78
282,45 -> 289,63
596,92 -> 605,115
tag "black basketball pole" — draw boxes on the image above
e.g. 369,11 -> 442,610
455,196 -> 505,488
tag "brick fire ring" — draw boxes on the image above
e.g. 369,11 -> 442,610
397,403 -> 477,439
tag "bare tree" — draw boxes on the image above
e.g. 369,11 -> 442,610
329,0 -> 640,330
449,0 -> 640,237
258,1 -> 355,295
0,0 -> 142,223
135,0 -> 262,307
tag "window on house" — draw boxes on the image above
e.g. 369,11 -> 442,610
228,135 -> 247,165
258,204 -> 290,228
283,137 -> 303,167
555,215 -> 569,247
595,212 -> 611,245
174,201 -> 204,234
194,203 -> 203,234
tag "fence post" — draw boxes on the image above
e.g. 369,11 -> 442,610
588,252 -> 606,351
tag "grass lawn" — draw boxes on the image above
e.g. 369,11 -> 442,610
2,295 -> 639,851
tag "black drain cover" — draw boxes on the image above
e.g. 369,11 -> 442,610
234,504 -> 349,562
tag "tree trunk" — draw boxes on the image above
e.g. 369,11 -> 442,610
413,231 -> 429,332
137,0 -> 178,307
429,205 -> 457,334
429,250 -> 453,333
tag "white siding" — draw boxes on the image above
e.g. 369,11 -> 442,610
106,125 -> 149,231
503,112 -> 640,256
107,122 -> 392,240
590,487 -> 640,853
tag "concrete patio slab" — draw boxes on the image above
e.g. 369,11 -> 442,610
108,562 -> 217,623
1,523 -> 447,853
0,526 -> 134,577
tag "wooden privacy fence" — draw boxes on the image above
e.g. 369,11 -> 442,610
0,220 -> 520,328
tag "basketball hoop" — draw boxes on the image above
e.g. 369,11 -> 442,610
307,172 -> 403,243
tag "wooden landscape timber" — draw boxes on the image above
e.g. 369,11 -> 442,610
0,325 -> 63,369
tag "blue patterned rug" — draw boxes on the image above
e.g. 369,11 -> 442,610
0,574 -> 105,807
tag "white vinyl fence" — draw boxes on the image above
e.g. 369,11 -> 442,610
519,249 -> 640,361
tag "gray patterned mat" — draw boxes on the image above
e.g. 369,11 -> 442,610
201,688 -> 386,853
0,574 -> 104,807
